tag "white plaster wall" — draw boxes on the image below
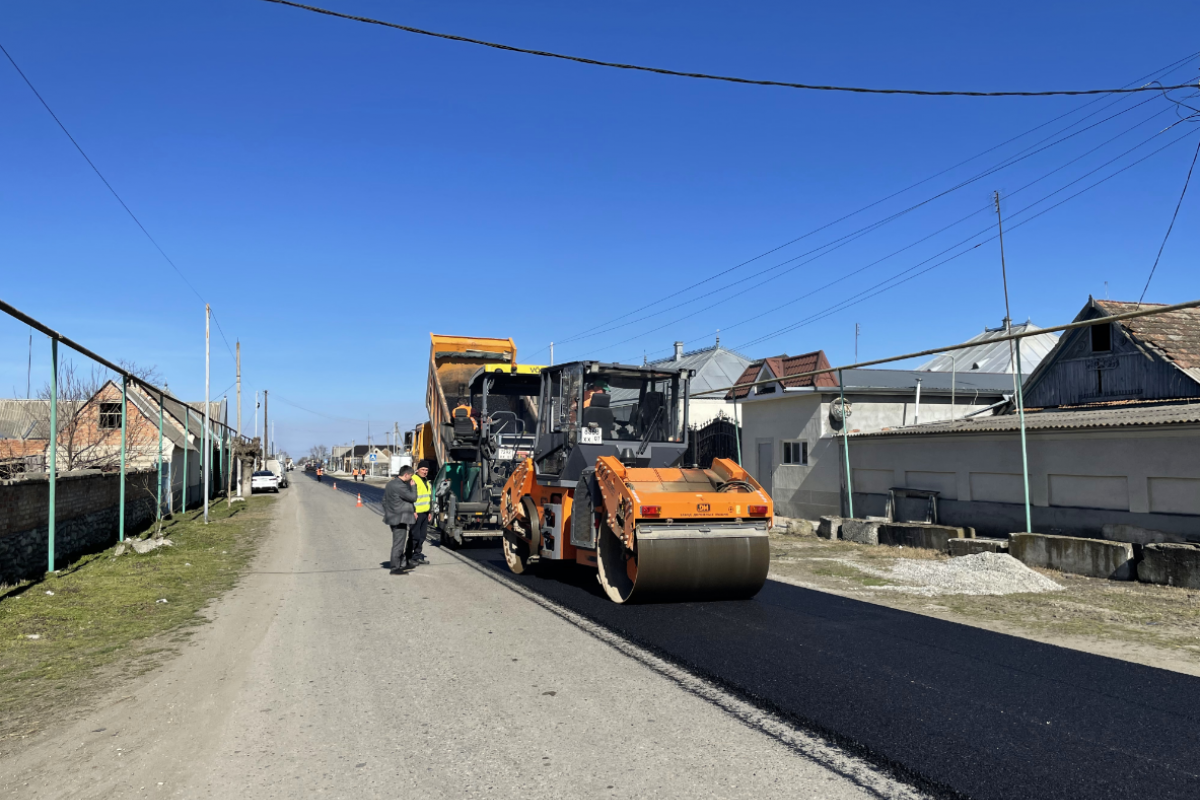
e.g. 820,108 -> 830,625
739,391 -> 997,519
687,397 -> 740,427
846,426 -> 1200,516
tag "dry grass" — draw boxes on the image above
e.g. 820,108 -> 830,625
0,496 -> 275,745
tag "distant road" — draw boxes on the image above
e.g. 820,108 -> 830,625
345,477 -> 1200,800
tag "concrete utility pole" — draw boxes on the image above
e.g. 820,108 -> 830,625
549,342 -> 554,366
236,341 -> 242,495
264,390 -> 269,462
204,304 -> 211,525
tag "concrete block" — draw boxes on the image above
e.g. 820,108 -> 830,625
1101,523 -> 1189,546
1010,533 -> 1135,581
841,518 -> 883,546
1137,543 -> 1200,589
878,523 -> 968,552
948,537 -> 1009,557
772,517 -> 815,536
818,516 -> 842,540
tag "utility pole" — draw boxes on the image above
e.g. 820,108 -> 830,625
236,341 -> 242,496
549,342 -> 554,366
995,190 -> 1032,533
204,304 -> 211,524
855,323 -> 860,363
263,390 -> 269,463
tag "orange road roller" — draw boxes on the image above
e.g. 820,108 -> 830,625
499,360 -> 772,603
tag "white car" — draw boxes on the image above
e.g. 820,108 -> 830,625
251,470 -> 279,493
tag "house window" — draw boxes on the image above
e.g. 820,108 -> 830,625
756,385 -> 776,395
782,441 -> 808,465
1091,323 -> 1111,352
99,402 -> 122,429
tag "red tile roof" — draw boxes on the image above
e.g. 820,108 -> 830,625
1096,300 -> 1200,370
727,351 -> 837,399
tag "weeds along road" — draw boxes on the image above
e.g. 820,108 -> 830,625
1,474 -> 917,800
339,475 -> 1200,800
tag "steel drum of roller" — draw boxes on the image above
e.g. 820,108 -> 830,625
597,520 -> 771,604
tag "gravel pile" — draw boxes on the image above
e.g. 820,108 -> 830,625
854,552 -> 1063,597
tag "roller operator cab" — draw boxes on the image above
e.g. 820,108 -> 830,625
500,361 -> 773,604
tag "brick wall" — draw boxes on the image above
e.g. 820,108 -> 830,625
0,469 -> 157,585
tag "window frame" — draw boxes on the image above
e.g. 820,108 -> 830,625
98,402 -> 122,430
781,440 -> 808,466
1091,322 -> 1112,353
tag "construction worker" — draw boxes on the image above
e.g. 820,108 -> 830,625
408,460 -> 433,565
316,466 -> 323,483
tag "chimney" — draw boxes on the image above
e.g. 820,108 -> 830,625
673,342 -> 684,361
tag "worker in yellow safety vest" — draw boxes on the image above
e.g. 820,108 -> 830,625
408,460 -> 433,565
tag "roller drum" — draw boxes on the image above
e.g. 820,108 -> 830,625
597,523 -> 770,604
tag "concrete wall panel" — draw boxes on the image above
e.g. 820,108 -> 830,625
1048,474 -> 1129,511
1148,477 -> 1200,516
905,470 -> 957,500
970,472 -> 1025,504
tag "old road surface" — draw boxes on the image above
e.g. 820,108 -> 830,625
2,475 -> 922,800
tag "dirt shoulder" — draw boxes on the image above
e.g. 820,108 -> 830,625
768,529 -> 1200,677
0,494 -> 278,752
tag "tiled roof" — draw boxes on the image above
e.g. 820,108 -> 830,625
1096,300 -> 1200,375
728,351 -> 838,399
851,401 -> 1200,438
917,321 -> 1060,374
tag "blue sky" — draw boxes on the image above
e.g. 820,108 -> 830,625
3,0 -> 1199,455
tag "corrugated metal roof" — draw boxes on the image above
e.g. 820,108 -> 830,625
0,399 -> 83,439
852,401 -> 1200,437
917,322 -> 1060,374
647,345 -> 754,396
835,368 -> 1015,394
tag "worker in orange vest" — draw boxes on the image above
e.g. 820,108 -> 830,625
316,466 -> 323,483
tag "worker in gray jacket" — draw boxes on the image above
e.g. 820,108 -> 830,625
383,465 -> 418,574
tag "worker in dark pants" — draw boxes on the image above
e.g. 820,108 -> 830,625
383,465 -> 418,574
408,460 -> 433,565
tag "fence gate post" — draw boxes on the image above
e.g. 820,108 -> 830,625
48,338 -> 58,573
119,374 -> 127,541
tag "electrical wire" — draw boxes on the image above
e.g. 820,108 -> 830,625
543,53 -> 1200,356
1137,136 -> 1200,308
580,93 -> 1181,361
730,127 -> 1200,353
0,40 -> 239,364
271,393 -> 372,423
259,0 -> 1197,98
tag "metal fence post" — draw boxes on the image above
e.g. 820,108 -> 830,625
119,374 -> 127,541
182,408 -> 189,512
48,338 -> 58,573
1015,339 -> 1033,532
839,369 -> 855,520
157,393 -> 164,521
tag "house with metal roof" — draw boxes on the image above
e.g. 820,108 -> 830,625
728,349 -> 1014,520
842,298 -> 1200,539
647,340 -> 755,426
917,321 -> 1060,375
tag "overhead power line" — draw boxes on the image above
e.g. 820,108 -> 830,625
1137,137 -> 1200,308
0,40 -> 238,363
541,51 -> 1200,358
260,0 -> 1198,98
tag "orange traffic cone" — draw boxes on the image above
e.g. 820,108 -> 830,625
333,482 -> 337,490
356,493 -> 363,507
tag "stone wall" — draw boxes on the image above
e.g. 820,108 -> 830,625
0,469 -> 157,585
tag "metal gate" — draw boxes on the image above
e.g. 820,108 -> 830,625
684,413 -> 741,468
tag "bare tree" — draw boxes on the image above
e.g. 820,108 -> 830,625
309,444 -> 329,462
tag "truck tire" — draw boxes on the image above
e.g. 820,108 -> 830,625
441,494 -> 461,550
503,496 -> 539,575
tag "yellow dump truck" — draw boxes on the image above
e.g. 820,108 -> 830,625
426,334 -> 542,547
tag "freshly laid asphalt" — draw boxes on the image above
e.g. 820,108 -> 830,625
339,474 -> 1200,800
